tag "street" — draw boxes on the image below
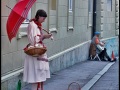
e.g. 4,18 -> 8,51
90,60 -> 119,90
22,58 -> 119,90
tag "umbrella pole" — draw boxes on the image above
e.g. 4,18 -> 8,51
42,29 -> 50,34
6,5 -> 12,10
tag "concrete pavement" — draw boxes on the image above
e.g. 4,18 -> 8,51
22,58 -> 118,90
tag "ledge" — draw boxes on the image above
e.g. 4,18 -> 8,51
49,28 -> 57,33
17,24 -> 28,39
1,40 -> 91,82
67,26 -> 74,31
1,68 -> 23,82
88,24 -> 92,27
17,32 -> 27,39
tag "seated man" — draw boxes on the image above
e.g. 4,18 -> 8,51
91,31 -> 115,62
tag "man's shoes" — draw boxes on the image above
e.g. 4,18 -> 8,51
108,58 -> 117,62
100,57 -> 104,60
104,57 -> 108,61
108,58 -> 112,62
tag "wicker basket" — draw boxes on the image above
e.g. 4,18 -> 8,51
24,47 -> 47,57
24,30 -> 50,57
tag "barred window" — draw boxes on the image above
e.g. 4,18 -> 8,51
88,0 -> 92,13
69,0 -> 73,12
107,0 -> 112,11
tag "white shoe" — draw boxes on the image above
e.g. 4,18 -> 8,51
104,57 -> 108,61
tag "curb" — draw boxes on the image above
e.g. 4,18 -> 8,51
81,62 -> 115,90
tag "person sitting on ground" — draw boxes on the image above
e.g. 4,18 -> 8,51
91,31 -> 115,62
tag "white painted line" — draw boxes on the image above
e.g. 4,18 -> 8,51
49,40 -> 90,61
1,69 -> 23,82
81,62 -> 115,90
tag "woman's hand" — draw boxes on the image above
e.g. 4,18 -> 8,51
42,34 -> 52,40
100,42 -> 105,47
102,41 -> 105,44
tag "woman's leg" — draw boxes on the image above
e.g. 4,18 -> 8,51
37,82 -> 42,90
31,82 -> 43,90
41,82 -> 44,90
31,83 -> 37,90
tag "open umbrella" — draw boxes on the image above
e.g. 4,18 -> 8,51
6,0 -> 36,42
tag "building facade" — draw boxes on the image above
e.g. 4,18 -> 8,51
1,0 -> 119,89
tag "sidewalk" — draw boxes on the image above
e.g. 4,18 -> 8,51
90,59 -> 119,90
22,60 -> 117,90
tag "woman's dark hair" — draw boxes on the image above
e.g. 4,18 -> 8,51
35,9 -> 47,21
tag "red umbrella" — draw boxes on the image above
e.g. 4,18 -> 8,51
6,0 -> 36,42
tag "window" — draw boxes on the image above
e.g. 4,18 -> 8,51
50,0 -> 56,10
67,0 -> 74,31
18,9 -> 31,39
107,0 -> 112,11
48,0 -> 58,33
88,0 -> 93,27
88,0 -> 92,13
23,9 -> 31,23
69,0 -> 73,12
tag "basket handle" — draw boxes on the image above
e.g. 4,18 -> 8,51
34,35 -> 46,48
68,82 -> 81,90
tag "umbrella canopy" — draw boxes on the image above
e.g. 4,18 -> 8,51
6,0 -> 36,42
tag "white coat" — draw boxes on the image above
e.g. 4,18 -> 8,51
23,21 -> 50,83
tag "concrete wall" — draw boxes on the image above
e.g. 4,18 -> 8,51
1,0 -> 92,76
1,0 -> 119,89
115,0 -> 119,35
96,0 -> 117,38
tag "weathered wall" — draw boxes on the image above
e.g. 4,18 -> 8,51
1,0 -> 119,89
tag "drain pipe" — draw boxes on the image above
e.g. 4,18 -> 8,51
92,0 -> 97,38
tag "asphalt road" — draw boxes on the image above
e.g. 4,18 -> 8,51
90,60 -> 119,90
